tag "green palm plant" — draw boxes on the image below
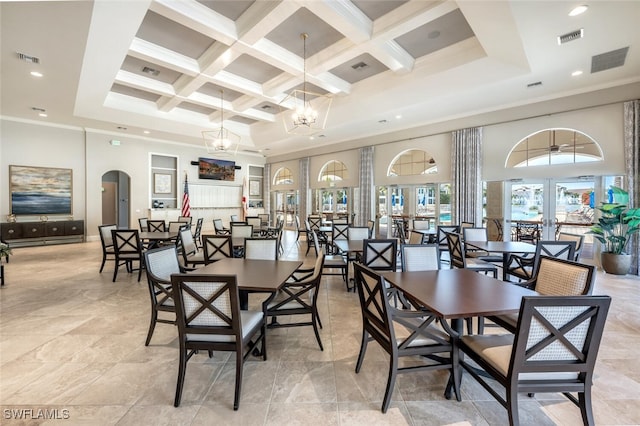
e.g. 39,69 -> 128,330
0,242 -> 11,259
589,186 -> 640,254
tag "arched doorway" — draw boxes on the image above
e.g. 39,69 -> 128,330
101,171 -> 130,227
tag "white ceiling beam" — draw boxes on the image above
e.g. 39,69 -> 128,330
115,70 -> 175,96
236,1 -> 300,44
367,40 -> 415,74
303,0 -> 372,43
150,0 -> 238,45
129,38 -> 200,76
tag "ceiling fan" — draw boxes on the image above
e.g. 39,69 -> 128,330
530,130 -> 584,154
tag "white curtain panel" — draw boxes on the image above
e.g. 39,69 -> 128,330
451,127 -> 483,226
299,157 -> 310,219
264,163 -> 271,218
624,100 -> 639,275
358,146 -> 374,227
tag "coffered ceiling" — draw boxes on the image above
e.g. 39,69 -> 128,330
2,1 -> 640,159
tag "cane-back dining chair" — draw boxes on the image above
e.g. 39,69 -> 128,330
460,295 -> 611,426
142,246 -> 191,345
138,218 -> 148,232
214,218 -> 230,235
353,263 -> 459,412
462,227 -> 503,263
505,240 -> 576,282
111,229 -> 144,282
192,218 -> 203,248
201,234 -> 233,264
244,238 -> 278,260
98,224 -> 117,273
177,228 -> 205,267
407,230 -> 425,245
171,274 -> 266,410
490,256 -> 596,333
400,244 -> 440,272
264,253 -> 325,350
558,232 -> 585,261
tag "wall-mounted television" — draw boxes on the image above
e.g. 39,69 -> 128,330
198,157 -> 236,181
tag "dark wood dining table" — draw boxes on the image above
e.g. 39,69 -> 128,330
463,240 -> 536,280
139,231 -> 178,249
381,268 -> 538,399
197,257 -> 302,309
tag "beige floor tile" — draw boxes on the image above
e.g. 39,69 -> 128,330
1,233 -> 639,425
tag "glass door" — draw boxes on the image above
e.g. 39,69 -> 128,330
507,178 -> 595,256
316,188 -> 350,219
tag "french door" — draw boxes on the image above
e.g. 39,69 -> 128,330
506,178 -> 596,250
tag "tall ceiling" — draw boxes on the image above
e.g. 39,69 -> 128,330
2,1 -> 640,159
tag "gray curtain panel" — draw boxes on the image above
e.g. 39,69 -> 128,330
263,163 -> 271,219
624,100 -> 639,275
358,146 -> 374,227
299,157 -> 310,219
451,127 -> 483,226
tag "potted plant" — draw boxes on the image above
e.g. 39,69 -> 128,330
589,186 -> 640,274
0,242 -> 11,263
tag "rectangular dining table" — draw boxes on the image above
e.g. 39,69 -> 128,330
463,240 -> 536,281
197,257 -> 303,309
381,268 -> 538,399
139,231 -> 179,249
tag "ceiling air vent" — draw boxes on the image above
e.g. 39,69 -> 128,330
557,29 -> 584,45
591,47 -> 629,73
142,66 -> 159,76
527,81 -> 542,88
351,61 -> 369,71
17,52 -> 40,63
261,105 -> 272,110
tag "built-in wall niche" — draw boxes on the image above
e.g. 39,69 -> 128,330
150,154 -> 178,209
248,165 -> 264,208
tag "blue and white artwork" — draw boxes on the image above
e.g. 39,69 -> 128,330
10,165 -> 72,215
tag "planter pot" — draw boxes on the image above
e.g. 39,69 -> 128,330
601,252 -> 631,275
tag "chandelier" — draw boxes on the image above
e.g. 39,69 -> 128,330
202,90 -> 240,153
279,33 -> 332,135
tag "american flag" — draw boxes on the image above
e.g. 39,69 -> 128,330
181,174 -> 191,217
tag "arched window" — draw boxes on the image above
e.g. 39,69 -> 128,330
388,149 -> 437,176
273,167 -> 293,185
319,160 -> 348,183
506,128 -> 603,167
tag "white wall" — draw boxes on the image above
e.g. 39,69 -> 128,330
483,103 -> 625,181
310,150 -> 359,189
1,120 -> 86,220
1,118 -> 265,240
374,133 -> 452,186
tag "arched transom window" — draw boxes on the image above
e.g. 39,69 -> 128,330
388,149 -> 437,176
507,129 -> 603,167
319,160 -> 348,183
273,167 -> 293,185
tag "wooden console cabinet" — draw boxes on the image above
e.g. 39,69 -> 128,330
0,220 -> 84,247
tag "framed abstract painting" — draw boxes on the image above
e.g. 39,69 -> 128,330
10,165 -> 73,215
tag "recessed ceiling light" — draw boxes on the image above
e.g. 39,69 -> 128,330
309,136 -> 315,140
569,5 -> 588,16
395,114 -> 402,119
143,130 -> 150,134
30,71 -> 43,77
572,70 -> 583,76
38,113 -> 47,117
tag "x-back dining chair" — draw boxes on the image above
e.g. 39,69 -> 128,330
460,295 -> 611,426
147,220 -> 166,232
353,263 -> 459,412
111,229 -> 144,282
171,273 -> 266,410
362,238 -> 398,273
558,232 -> 585,261
505,240 -> 576,282
263,253 -> 325,351
489,256 -> 595,333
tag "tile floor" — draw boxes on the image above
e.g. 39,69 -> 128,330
1,231 -> 639,425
